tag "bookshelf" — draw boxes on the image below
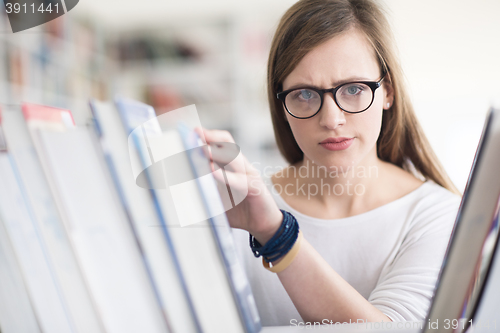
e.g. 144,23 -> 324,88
0,9 -> 286,333
0,101 -> 263,333
0,5 -> 286,172
106,15 -> 287,174
0,9 -> 114,125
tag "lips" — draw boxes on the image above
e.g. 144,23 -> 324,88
319,137 -> 354,151
319,137 -> 352,144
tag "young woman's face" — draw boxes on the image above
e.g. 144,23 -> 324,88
282,28 -> 393,169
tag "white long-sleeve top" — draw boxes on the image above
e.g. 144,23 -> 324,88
232,180 -> 461,326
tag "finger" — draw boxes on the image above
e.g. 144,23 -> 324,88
194,126 -> 206,144
200,143 -> 213,162
195,127 -> 255,175
213,168 -> 264,200
202,128 -> 236,144
192,127 -> 214,161
208,159 -> 216,173
211,168 -> 249,194
209,142 -> 239,164
210,144 -> 253,176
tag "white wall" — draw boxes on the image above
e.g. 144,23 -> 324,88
382,0 -> 500,191
77,0 -> 500,191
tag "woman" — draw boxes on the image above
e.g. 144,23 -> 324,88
200,0 -> 461,326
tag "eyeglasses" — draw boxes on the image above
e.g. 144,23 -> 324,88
276,72 -> 387,119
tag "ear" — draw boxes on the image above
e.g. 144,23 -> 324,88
382,72 -> 394,110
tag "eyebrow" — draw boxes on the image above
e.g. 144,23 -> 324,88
283,76 -> 374,91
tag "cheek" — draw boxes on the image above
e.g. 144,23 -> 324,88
366,105 -> 383,128
357,91 -> 385,139
354,108 -> 383,144
287,117 -> 309,143
286,116 -> 318,151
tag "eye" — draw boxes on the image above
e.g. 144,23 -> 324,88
288,89 -> 320,104
345,85 -> 363,95
292,89 -> 315,101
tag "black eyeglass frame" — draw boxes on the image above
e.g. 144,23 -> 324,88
276,71 -> 387,119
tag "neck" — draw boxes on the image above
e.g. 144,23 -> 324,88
292,152 -> 383,215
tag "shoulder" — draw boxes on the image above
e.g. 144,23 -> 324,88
377,161 -> 460,213
401,180 -> 462,244
376,161 -> 424,199
413,181 -> 462,217
375,162 -> 461,237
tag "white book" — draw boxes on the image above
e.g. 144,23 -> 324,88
0,153 -> 74,333
2,105 -> 104,333
115,99 -> 252,333
31,125 -> 169,333
90,99 -> 200,333
0,119 -> 40,333
0,214 -> 41,333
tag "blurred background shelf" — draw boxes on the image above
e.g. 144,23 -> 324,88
1,0 -> 500,190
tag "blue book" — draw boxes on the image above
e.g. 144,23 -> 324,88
178,122 -> 262,333
114,98 -> 202,333
115,98 -> 261,332
90,100 -> 199,333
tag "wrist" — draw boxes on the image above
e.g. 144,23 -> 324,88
249,210 -> 301,269
250,209 -> 283,245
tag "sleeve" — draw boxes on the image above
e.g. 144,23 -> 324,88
367,190 -> 461,322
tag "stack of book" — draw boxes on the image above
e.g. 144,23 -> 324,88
0,100 -> 261,333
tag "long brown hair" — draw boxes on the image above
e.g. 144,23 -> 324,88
267,0 -> 460,194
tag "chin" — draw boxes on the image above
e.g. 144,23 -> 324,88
309,141 -> 377,168
308,154 -> 357,172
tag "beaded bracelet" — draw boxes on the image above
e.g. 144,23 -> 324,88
249,210 -> 300,266
262,230 -> 303,273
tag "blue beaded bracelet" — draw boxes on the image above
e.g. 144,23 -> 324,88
249,210 -> 300,263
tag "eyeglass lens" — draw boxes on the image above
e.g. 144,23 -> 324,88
284,82 -> 374,117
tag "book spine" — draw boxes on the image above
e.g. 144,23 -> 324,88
0,153 -> 75,332
178,124 -> 261,333
0,209 -> 42,333
129,130 -> 203,333
90,114 -> 174,332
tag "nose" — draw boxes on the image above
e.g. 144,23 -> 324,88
318,93 -> 346,130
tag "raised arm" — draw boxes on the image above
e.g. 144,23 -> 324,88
199,127 -> 392,324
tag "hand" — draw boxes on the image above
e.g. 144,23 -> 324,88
195,127 -> 283,245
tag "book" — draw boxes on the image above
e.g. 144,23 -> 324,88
0,112 -> 74,332
424,106 -> 500,333
0,214 -> 42,333
2,105 -> 104,333
89,99 -> 200,333
0,110 -> 5,151
468,205 -> 500,333
0,108 -> 41,333
178,122 -> 261,333
25,104 -> 170,333
115,99 -> 255,333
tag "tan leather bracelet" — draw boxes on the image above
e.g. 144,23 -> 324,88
262,230 -> 303,273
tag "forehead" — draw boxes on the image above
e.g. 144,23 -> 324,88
282,28 -> 380,89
